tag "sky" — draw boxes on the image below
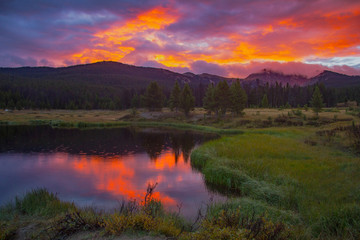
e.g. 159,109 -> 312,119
0,0 -> 360,78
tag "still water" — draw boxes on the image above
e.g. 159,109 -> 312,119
0,126 -> 224,218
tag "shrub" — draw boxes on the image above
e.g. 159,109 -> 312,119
291,109 -> 302,117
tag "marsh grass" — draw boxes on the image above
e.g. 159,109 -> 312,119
181,204 -> 290,240
0,188 -> 290,240
191,128 -> 360,238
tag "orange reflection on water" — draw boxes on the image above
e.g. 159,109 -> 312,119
46,149 -> 193,208
151,151 -> 187,170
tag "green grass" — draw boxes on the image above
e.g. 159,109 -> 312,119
0,189 -> 76,240
0,189 -> 75,221
191,128 -> 360,239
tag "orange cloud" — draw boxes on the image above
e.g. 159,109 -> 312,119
152,54 -> 189,68
70,6 -> 179,64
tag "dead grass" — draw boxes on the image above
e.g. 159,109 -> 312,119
0,108 -> 357,130
0,109 -> 130,124
243,108 -> 352,122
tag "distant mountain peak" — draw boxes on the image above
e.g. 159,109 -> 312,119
309,70 -> 360,87
317,70 -> 349,77
245,69 -> 309,86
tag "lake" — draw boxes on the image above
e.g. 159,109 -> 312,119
0,125 -> 224,218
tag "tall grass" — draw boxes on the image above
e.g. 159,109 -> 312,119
0,188 -> 290,240
0,189 -> 76,240
191,129 -> 360,238
1,188 -> 75,218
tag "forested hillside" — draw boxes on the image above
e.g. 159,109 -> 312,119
0,61 -> 359,110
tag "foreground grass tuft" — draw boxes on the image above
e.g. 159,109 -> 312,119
14,188 -> 75,217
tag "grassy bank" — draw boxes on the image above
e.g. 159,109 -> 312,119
191,128 -> 360,239
0,189 -> 290,240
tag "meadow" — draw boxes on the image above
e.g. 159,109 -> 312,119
0,107 -> 359,239
0,107 -> 357,128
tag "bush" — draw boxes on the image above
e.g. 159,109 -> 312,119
291,109 -> 302,117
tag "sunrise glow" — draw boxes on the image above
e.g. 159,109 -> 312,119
0,0 -> 359,77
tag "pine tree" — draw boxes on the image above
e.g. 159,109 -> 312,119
215,80 -> 230,116
261,94 -> 269,108
143,81 -> 164,111
131,94 -> 140,108
310,86 -> 324,115
230,80 -> 247,115
180,83 -> 195,116
169,81 -> 181,112
203,83 -> 216,115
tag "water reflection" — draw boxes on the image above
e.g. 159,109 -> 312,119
0,126 -> 222,218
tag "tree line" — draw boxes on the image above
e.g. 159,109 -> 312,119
137,80 -> 248,117
140,80 -> 327,116
0,75 -> 359,111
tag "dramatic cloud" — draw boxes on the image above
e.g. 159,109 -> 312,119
0,0 -> 359,77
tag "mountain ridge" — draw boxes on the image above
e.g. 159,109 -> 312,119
0,61 -> 234,89
0,61 -> 359,88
